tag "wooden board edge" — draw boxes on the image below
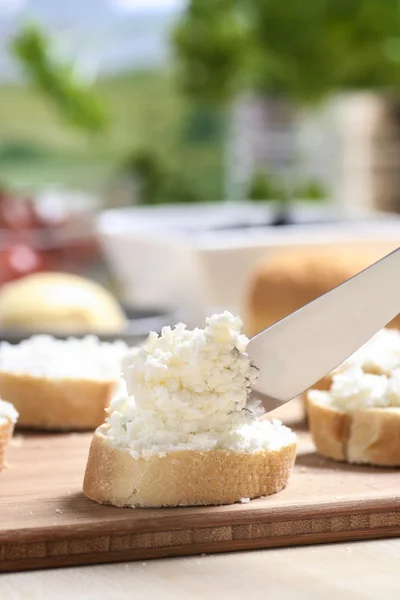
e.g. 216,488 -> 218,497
3,495 -> 400,545
2,511 -> 400,573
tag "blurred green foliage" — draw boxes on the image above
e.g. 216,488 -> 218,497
247,170 -> 285,201
248,170 -> 327,201
3,23 -> 224,203
295,179 -> 328,201
121,148 -> 201,204
0,71 -> 225,201
174,0 -> 400,104
183,105 -> 224,142
11,23 -> 109,134
0,140 -> 49,162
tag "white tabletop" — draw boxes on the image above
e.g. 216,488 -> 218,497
2,539 -> 399,600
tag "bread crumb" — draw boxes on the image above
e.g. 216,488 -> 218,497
300,467 -> 308,473
29,511 -> 33,515
55,508 -> 63,514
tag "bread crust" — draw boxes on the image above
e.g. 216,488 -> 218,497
307,394 -> 400,466
0,372 -> 116,430
83,426 -> 297,507
0,418 -> 14,471
306,395 -> 350,461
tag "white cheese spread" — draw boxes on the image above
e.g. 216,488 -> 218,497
106,312 -> 295,458
309,365 -> 400,412
0,335 -> 127,381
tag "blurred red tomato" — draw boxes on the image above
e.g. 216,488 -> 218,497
0,244 -> 51,284
0,196 -> 41,231
0,188 -> 99,285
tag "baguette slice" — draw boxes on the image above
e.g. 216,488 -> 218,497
307,392 -> 400,466
0,372 -> 117,430
83,425 -> 297,508
0,399 -> 18,471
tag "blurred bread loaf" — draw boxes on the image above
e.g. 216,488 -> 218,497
0,272 -> 127,334
246,245 -> 400,336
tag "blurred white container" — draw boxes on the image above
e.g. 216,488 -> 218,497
96,202 -> 400,326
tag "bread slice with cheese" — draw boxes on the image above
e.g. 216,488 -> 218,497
83,311 -> 297,507
303,328 -> 400,416
307,366 -> 400,466
0,399 -> 18,471
0,335 -> 127,430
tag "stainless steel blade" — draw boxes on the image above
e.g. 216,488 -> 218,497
248,246 -> 400,407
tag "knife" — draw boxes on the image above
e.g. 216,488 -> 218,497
248,246 -> 400,410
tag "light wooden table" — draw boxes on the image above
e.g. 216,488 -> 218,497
1,539 -> 399,599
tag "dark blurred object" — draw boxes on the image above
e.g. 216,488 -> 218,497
184,104 -> 223,142
247,171 -> 328,225
0,188 -> 99,285
174,0 -> 400,104
121,150 -> 162,205
11,23 -> 108,135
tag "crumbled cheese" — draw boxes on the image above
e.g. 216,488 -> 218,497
0,398 -> 18,423
106,312 -> 295,458
334,328 -> 400,375
330,367 -> 389,411
308,365 -> 400,412
0,335 -> 127,381
386,369 -> 400,404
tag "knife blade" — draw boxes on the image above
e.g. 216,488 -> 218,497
248,246 -> 400,410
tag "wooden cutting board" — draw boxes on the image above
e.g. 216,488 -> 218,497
1,401 -> 399,573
